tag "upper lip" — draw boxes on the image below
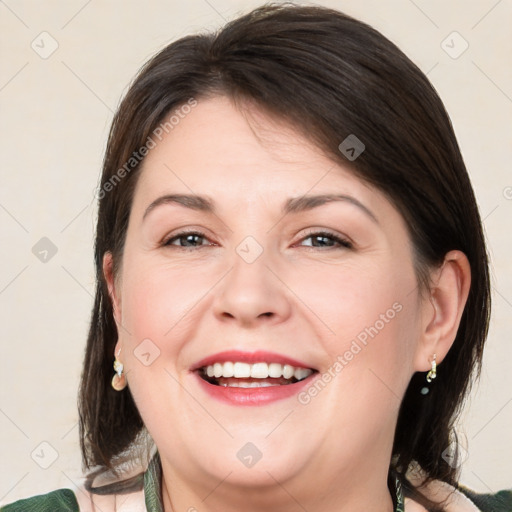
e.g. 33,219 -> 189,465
190,350 -> 317,372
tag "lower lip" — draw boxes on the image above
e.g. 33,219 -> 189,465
193,371 -> 318,405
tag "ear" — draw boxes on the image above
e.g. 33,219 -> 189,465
413,250 -> 471,371
113,339 -> 122,358
103,252 -> 122,328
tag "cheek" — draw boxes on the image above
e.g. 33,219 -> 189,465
297,258 -> 418,393
116,255 -> 217,436
295,258 -> 412,342
119,254 -> 219,342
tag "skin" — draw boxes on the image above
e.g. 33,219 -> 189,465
104,95 -> 471,512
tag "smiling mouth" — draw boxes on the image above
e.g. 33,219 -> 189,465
197,361 -> 316,388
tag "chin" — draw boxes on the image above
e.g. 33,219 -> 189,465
206,455 -> 305,488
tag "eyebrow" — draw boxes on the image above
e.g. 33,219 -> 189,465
143,194 -> 215,220
142,193 -> 378,223
284,194 -> 378,223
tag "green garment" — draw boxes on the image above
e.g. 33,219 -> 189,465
1,451 -> 510,511
455,484 -> 512,512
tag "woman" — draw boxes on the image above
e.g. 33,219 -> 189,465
2,3 -> 510,511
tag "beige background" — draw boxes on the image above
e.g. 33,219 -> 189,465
0,0 -> 511,505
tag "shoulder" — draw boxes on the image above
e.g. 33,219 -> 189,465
0,484 -> 146,512
0,488 -> 79,511
457,484 -> 512,512
1,454 -> 154,512
405,474 -> 512,512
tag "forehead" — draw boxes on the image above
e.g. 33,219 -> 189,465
133,95 -> 391,219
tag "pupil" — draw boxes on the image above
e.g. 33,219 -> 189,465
184,234 -> 201,246
314,236 -> 331,247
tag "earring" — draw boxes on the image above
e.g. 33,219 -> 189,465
111,347 -> 127,391
420,354 -> 437,395
426,354 -> 437,383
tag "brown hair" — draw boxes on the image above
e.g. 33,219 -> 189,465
78,3 -> 491,509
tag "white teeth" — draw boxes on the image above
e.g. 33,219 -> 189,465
294,368 -> 312,380
222,361 -> 234,378
233,362 -> 251,378
282,364 -> 294,379
203,362 -> 313,381
268,363 -> 282,378
250,362 -> 269,378
221,381 -> 280,388
213,363 -> 223,378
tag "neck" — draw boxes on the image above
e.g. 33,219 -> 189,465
160,456 -> 395,512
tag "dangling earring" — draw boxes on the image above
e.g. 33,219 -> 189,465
420,354 -> 437,395
426,353 -> 437,383
111,347 -> 127,391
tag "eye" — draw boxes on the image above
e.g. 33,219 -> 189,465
161,229 -> 352,250
162,230 -> 213,248
297,230 -> 353,249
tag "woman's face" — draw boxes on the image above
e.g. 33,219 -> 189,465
108,95 -> 428,491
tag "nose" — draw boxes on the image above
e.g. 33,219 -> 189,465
212,244 -> 292,328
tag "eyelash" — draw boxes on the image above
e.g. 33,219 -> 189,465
162,229 -> 353,250
298,229 -> 353,249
